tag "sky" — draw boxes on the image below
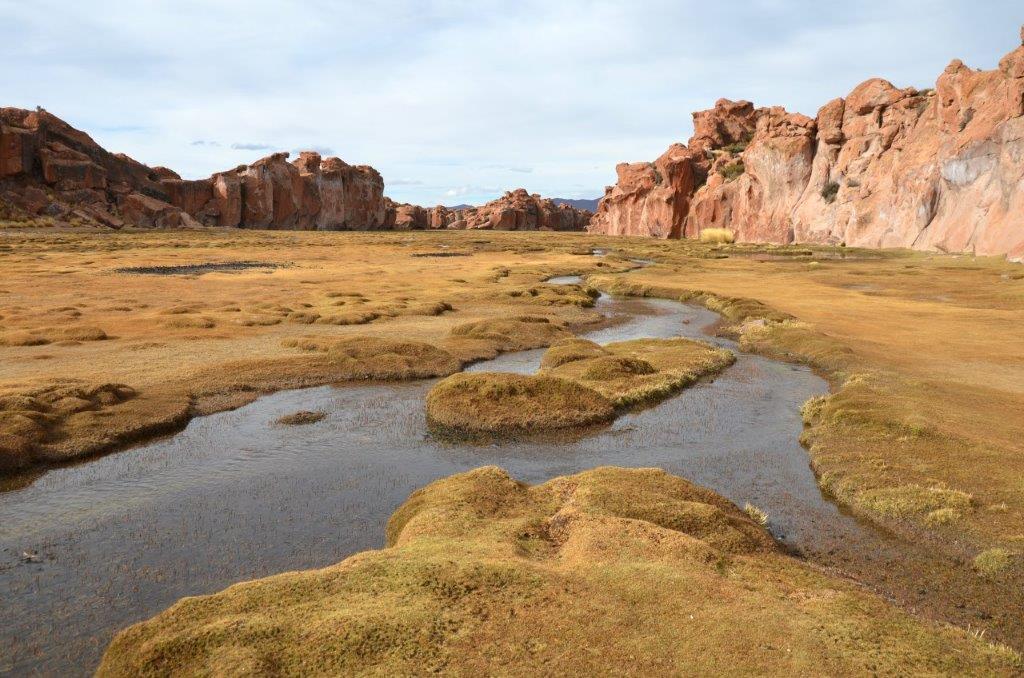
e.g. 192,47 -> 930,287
3,1 -> 1021,206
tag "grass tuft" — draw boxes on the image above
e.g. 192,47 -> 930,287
699,228 -> 735,244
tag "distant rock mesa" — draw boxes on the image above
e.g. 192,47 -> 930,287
589,27 -> 1024,260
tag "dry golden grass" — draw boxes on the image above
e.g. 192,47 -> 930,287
426,372 -> 615,434
589,247 -> 1024,555
0,230 -> 631,474
274,410 -> 326,426
97,466 -> 1021,676
699,227 -> 735,244
544,337 -> 735,408
426,337 -> 732,435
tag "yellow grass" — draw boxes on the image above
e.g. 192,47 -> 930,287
426,372 -> 616,434
426,337 -> 733,435
0,230 -> 629,474
97,466 -> 1021,676
544,337 -> 735,408
699,227 -> 735,244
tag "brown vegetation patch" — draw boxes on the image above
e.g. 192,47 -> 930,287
0,381 -> 189,473
426,372 -> 614,434
275,410 -> 326,426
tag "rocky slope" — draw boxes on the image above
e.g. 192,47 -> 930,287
388,188 -> 592,231
0,108 -> 388,230
590,28 -> 1024,261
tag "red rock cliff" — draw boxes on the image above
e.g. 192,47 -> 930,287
0,110 -> 388,230
590,28 -> 1024,261
424,189 -> 591,231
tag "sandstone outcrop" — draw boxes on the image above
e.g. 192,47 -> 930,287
0,109 -> 388,230
428,188 -> 591,231
590,28 -> 1024,260
383,189 -> 591,232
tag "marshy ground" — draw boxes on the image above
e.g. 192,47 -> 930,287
1,227 -> 1023,672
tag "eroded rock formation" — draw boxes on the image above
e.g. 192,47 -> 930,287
0,110 -> 388,230
424,189 -> 592,231
590,28 -> 1024,260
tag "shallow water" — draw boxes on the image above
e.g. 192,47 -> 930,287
0,292 -> 920,674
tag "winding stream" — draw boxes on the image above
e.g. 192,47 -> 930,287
0,282 -> 937,674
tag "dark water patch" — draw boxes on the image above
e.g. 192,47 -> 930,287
411,251 -> 471,258
114,261 -> 285,275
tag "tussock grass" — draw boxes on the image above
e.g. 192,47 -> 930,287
276,335 -> 462,381
426,373 -> 615,434
974,548 -> 1013,577
57,326 -> 108,341
275,410 -> 326,426
163,316 -> 216,329
539,337 -> 609,369
441,315 -> 572,363
506,283 -> 600,307
98,466 -> 1021,677
744,503 -> 769,526
546,337 -> 735,409
0,332 -> 51,347
0,381 -> 189,473
699,228 -> 735,244
427,337 -> 733,435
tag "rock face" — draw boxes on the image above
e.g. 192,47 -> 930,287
590,28 -> 1024,260
0,109 -> 388,230
426,189 -> 591,231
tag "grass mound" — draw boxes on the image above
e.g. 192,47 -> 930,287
546,337 -> 735,408
538,337 -> 609,369
275,410 -> 326,426
426,373 -> 614,434
0,381 -> 190,473
428,337 -> 734,435
98,466 -> 1021,676
281,336 -> 462,380
441,315 -> 571,362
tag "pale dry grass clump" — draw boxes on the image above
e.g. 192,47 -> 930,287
57,326 -> 108,341
506,283 -> 600,307
163,316 -> 216,330
699,228 -> 735,244
973,548 -> 1013,577
744,503 -> 769,526
98,466 -> 1020,677
426,373 -> 615,434
275,410 -> 326,426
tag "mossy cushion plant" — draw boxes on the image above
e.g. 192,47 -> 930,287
97,466 -> 1021,676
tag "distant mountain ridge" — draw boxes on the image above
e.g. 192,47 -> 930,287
552,197 -> 599,212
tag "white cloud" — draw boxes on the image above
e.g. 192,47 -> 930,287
2,1 -> 1021,205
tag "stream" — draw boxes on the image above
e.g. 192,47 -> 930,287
0,280 -> 928,675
